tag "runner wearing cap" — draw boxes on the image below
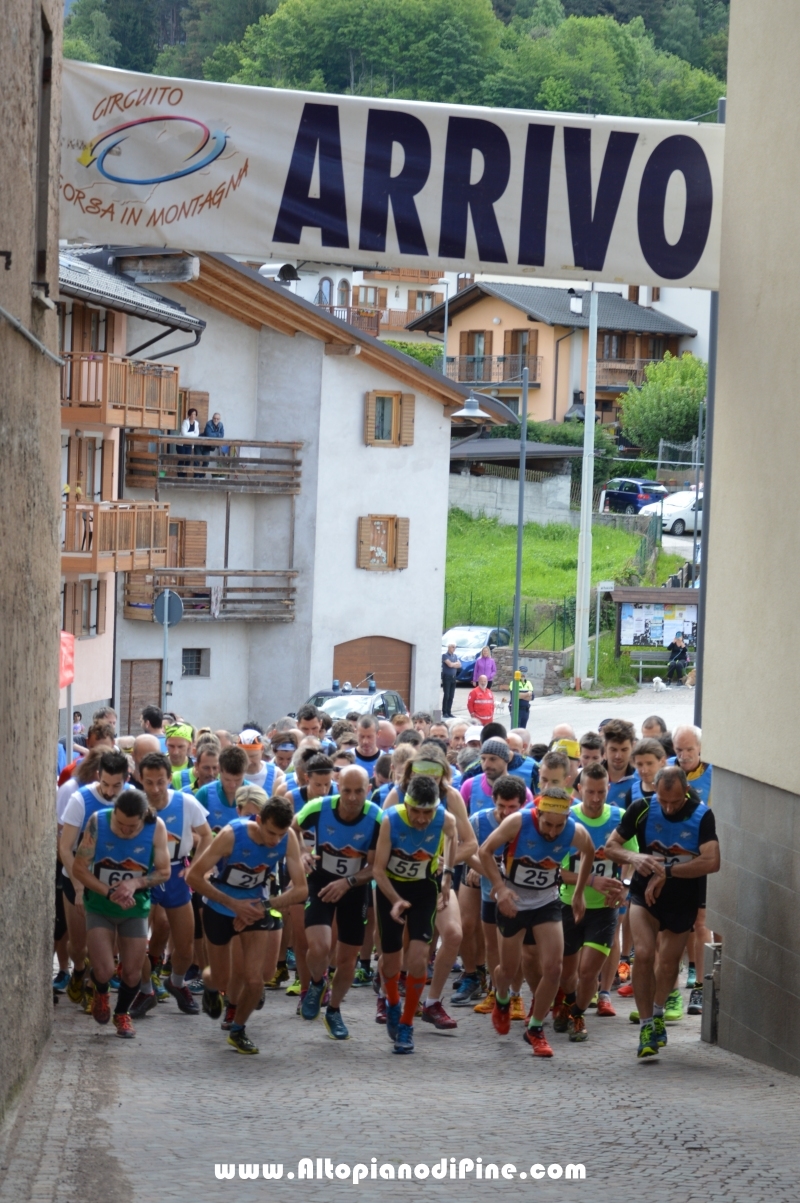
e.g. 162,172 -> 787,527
479,786 -> 595,1057
238,729 -> 283,795
460,739 -> 533,816
165,724 -> 194,778
550,739 -> 581,789
373,774 -> 458,1054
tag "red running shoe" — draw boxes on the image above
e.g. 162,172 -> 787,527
617,982 -> 634,998
421,1000 -> 457,1030
91,990 -> 110,1025
596,996 -> 616,1017
527,1026 -> 554,1057
492,999 -> 511,1035
113,1013 -> 136,1039
375,997 -> 388,1025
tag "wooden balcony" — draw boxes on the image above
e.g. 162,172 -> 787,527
318,305 -> 381,336
361,269 -> 444,283
61,501 -> 169,574
125,436 -> 302,495
60,352 -> 180,430
379,308 -> 426,330
123,568 -> 297,623
444,354 -> 544,385
595,359 -> 658,389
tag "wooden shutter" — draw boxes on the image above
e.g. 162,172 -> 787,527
67,436 -> 80,493
395,518 -> 410,570
528,329 -> 539,356
459,330 -> 469,356
187,390 -> 209,431
63,582 -> 78,635
434,292 -> 443,306
181,520 -> 207,567
364,391 -> 378,445
408,290 -> 417,312
101,438 -> 115,501
399,394 -> 415,446
484,331 -> 493,356
377,288 -> 388,309
96,577 -> 108,635
120,659 -> 163,734
628,285 -> 640,304
357,516 -> 372,569
504,330 -> 513,356
104,310 -> 115,353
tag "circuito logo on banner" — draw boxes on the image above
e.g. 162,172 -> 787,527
77,114 -> 228,185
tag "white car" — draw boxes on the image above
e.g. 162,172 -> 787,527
639,490 -> 703,536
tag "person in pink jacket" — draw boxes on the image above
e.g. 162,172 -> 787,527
472,647 -> 497,687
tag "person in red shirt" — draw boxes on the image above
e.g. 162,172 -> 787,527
467,675 -> 495,725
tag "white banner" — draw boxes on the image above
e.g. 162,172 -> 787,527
60,60 -> 724,289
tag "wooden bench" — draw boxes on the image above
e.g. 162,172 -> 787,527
629,648 -> 695,684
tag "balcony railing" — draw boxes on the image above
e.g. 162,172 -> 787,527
60,352 -> 180,430
125,436 -> 302,495
443,354 -> 544,384
361,269 -> 444,283
318,306 -> 381,336
123,568 -> 297,623
595,359 -> 658,389
61,501 -> 169,574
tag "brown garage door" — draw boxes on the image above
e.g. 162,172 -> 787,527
119,659 -> 162,735
333,637 -> 412,705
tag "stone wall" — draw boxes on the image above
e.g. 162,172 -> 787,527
491,646 -> 568,697
449,471 -> 571,526
0,0 -> 63,1120
567,511 -> 654,535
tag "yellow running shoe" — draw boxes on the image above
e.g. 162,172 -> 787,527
264,965 -> 290,990
285,975 -> 302,996
82,982 -> 95,1014
473,989 -> 495,1014
510,995 -> 526,1021
66,973 -> 85,1004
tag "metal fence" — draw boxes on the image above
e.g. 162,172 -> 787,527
657,436 -> 705,472
442,594 -> 616,652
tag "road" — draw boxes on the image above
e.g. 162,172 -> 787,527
452,683 -> 696,737
2,968 -> 799,1203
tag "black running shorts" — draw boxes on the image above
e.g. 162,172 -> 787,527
303,873 -> 368,946
630,893 -> 698,934
376,878 -> 438,955
561,902 -> 618,957
202,903 -> 283,946
496,899 -> 563,939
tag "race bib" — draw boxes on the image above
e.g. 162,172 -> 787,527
510,862 -> 558,890
653,851 -> 695,869
320,850 -> 362,878
96,864 -> 144,888
591,857 -> 618,879
387,852 -> 428,881
224,866 -> 268,890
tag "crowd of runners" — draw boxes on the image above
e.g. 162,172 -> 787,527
54,702 -> 718,1060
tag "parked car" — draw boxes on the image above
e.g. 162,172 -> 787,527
600,477 -> 669,515
441,625 -> 511,684
639,490 -> 703,536
306,686 -> 408,720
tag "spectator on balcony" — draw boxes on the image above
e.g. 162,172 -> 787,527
472,646 -> 497,688
202,411 -> 228,462
178,407 -> 200,476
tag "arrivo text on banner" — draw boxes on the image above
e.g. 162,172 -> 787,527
61,60 -> 725,289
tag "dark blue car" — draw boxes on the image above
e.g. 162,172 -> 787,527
602,477 -> 669,515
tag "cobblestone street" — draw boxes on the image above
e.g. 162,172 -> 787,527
2,971 -> 798,1203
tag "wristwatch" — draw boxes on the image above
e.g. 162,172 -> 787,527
346,874 -> 358,888
442,867 -> 454,877
665,864 -> 673,878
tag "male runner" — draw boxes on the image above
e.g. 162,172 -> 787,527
70,790 -> 170,1038
238,729 -> 283,794
411,711 -> 433,737
195,745 -> 249,832
605,765 -> 719,1058
295,766 -> 382,1039
376,721 -> 396,752
129,753 -> 213,1018
373,775 -> 458,1054
187,794 -> 307,1054
555,763 -> 636,1039
479,786 -> 594,1057
578,732 -> 604,768
353,716 -> 382,778
140,705 -> 168,752
461,739 -> 531,816
672,725 -> 713,1006
165,723 -> 194,774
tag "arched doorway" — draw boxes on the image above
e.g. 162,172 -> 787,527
337,278 -> 350,307
333,637 -> 412,705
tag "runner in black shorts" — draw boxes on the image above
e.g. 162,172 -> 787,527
295,766 -> 382,1040
606,765 -> 719,1060
373,775 -> 458,1055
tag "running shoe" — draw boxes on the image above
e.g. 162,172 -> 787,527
617,982 -> 634,998
587,993 -> 599,1009
664,990 -> 684,1021
188,977 -> 205,995
596,995 -> 616,1017
687,987 -> 703,1015
113,1014 -> 136,1039
302,979 -> 326,1021
109,975 -> 120,992
393,1023 -> 415,1054
474,990 -> 496,1015
451,958 -> 463,975
285,976 -> 302,997
81,983 -> 95,1014
653,1015 -> 668,1047
491,998 -> 511,1036
552,1000 -> 571,1033
510,996 -> 526,1022
53,970 -> 70,993
386,1001 -> 402,1041
568,1013 -> 588,1042
421,1000 -> 457,1030
66,974 -> 85,1004
265,965 -> 290,990
352,966 -> 374,988
686,965 -> 698,989
202,987 -> 223,1020
617,960 -> 631,982
184,964 -> 201,982
637,1022 -> 659,1058
91,991 -> 111,1025
227,1028 -> 259,1054
286,949 -> 296,971
527,1026 -> 554,1057
375,998 -> 387,1024
153,976 -> 169,1003
450,974 -> 481,1006
323,1009 -> 350,1041
130,990 -> 159,1019
221,1003 -> 237,1030
164,978 -> 200,1014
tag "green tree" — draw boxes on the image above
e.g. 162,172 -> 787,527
383,340 -> 442,368
620,352 -> 706,456
154,0 -> 276,79
105,0 -> 159,71
63,0 -> 121,64
490,416 -> 616,484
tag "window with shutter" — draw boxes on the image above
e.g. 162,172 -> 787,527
433,292 -> 443,307
356,516 -> 408,570
628,285 -> 640,304
357,516 -> 372,568
101,438 -> 115,501
408,290 -> 417,312
399,395 -> 415,446
96,578 -> 108,635
181,520 -> 207,567
377,288 -> 388,310
395,518 -> 409,569
63,582 -> 78,635
459,331 -> 469,356
364,392 -> 378,445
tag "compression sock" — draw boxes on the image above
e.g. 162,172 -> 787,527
358,957 -> 371,971
384,974 -> 401,1007
90,971 -> 109,995
401,975 -> 426,1026
115,981 -> 138,1015
170,972 -> 185,988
